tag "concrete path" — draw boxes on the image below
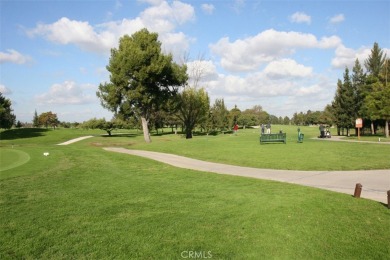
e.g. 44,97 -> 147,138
104,148 -> 390,204
57,136 -> 94,145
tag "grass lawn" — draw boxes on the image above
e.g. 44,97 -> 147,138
0,127 -> 389,259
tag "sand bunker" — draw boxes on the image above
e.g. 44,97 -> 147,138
57,136 -> 94,145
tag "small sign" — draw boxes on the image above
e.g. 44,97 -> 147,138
355,118 -> 363,128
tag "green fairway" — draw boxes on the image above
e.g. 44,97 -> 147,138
0,128 -> 389,259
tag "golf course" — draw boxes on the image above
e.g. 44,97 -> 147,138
1,126 -> 389,259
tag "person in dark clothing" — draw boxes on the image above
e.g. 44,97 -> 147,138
319,124 -> 325,138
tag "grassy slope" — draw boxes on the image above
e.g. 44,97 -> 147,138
0,128 -> 389,259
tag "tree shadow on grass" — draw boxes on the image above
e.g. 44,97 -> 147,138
100,133 -> 139,138
0,128 -> 49,140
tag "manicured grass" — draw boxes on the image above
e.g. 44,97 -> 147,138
0,148 -> 30,172
0,128 -> 389,259
84,125 -> 390,171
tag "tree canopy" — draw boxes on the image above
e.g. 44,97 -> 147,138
0,93 -> 16,129
330,42 -> 389,137
176,87 -> 210,139
97,28 -> 188,142
38,111 -> 59,128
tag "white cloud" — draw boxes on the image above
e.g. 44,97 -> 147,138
210,29 -> 341,72
35,81 -> 96,105
27,17 -> 113,53
329,14 -> 345,24
137,0 -> 164,5
0,84 -> 12,95
27,1 -> 195,58
0,49 -> 32,64
184,56 -> 333,116
201,4 -> 215,15
264,59 -> 313,79
289,12 -> 311,24
331,44 -> 381,69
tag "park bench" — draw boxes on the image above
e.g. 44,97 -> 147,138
260,133 -> 286,144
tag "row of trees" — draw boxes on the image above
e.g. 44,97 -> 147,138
96,29 -> 300,142
3,29 -> 387,141
330,43 -> 389,137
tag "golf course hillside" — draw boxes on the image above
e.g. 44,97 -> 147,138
1,126 -> 389,259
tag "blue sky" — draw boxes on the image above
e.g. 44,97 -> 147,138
1,0 -> 389,123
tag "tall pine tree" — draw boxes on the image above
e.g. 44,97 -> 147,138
363,42 -> 388,136
364,42 -> 386,78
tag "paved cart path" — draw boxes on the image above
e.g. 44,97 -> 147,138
104,148 -> 390,204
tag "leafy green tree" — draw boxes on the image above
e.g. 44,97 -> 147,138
229,105 -> 241,126
176,87 -> 210,139
97,29 -> 188,143
210,98 -> 229,131
320,105 -> 335,126
239,105 -> 269,127
282,116 -> 290,125
82,118 -> 128,136
38,111 -> 59,128
0,93 -> 16,129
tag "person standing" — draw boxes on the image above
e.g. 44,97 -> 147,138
266,123 -> 271,134
261,124 -> 265,134
233,123 -> 239,135
319,124 -> 325,138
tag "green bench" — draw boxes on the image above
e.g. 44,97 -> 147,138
260,133 -> 286,144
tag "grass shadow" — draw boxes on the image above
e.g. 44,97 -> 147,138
101,133 -> 139,138
0,128 -> 50,140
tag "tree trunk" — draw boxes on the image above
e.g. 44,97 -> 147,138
185,128 -> 193,139
385,120 -> 389,138
371,121 -> 375,135
141,116 -> 151,143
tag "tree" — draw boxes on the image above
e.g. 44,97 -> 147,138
332,68 -> 355,135
176,87 -> 210,139
97,29 -> 188,143
362,59 -> 390,138
210,98 -> 229,131
82,118 -> 124,136
33,109 -> 39,127
0,93 -> 16,129
229,105 -> 241,127
352,59 -> 366,116
362,43 -> 387,135
364,42 -> 386,78
38,111 -> 59,128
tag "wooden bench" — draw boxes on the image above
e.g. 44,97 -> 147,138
260,133 -> 286,144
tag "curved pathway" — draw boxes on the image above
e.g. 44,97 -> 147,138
104,148 -> 390,204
